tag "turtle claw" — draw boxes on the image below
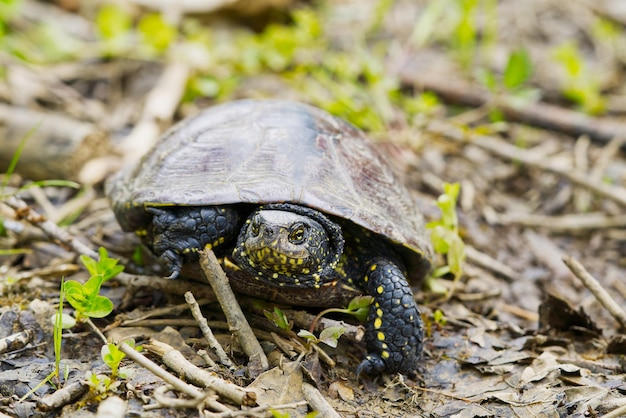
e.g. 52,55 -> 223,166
160,249 -> 182,279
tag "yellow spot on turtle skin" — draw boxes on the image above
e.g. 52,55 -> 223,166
302,268 -> 310,274
272,273 -> 278,279
409,315 -> 414,321
376,309 -> 383,317
375,302 -> 380,308
135,229 -> 147,237
377,286 -> 384,294
297,258 -> 304,265
370,264 -> 377,271
314,284 -> 320,289
374,318 -> 382,329
363,276 -> 368,283
377,332 -> 385,341
382,343 -> 388,349
381,351 -> 390,359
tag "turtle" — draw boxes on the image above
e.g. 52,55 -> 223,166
107,99 -> 434,375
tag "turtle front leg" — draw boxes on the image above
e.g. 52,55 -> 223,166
357,258 -> 424,376
147,206 -> 241,279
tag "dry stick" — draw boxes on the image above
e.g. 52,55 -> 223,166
185,291 -> 235,369
427,120 -> 626,208
199,249 -> 269,372
562,255 -> 626,330
602,403 -> 626,418
37,381 -> 90,412
145,339 -> 257,407
3,195 -> 215,298
4,195 -> 98,259
464,245 -> 521,282
117,62 -> 190,166
403,71 -> 626,145
496,212 -> 626,231
118,341 -> 206,401
302,383 -> 342,418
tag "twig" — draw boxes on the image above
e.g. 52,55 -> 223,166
199,249 -> 269,374
197,349 -> 218,368
119,297 -> 214,325
37,381 -> 89,412
562,255 -> 626,330
602,403 -> 626,418
4,196 -> 98,258
403,71 -> 626,146
0,330 -> 33,355
185,291 -> 234,369
117,341 -> 206,400
145,339 -> 257,407
464,245 -> 522,282
302,383 -> 342,418
117,62 -> 190,166
495,212 -> 626,231
427,120 -> 626,207
210,400 -> 309,418
115,274 -> 216,299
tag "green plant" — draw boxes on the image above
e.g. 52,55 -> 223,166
264,307 -> 292,332
426,183 -> 466,295
264,296 -> 372,350
63,247 -> 123,320
297,326 -> 346,349
552,42 -> 606,115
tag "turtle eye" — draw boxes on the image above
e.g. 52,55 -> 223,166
288,223 -> 308,244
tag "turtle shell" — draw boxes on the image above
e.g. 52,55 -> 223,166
107,99 -> 433,281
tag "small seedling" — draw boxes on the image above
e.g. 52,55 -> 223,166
264,307 -> 292,332
63,247 -> 123,320
552,42 -> 606,115
426,183 -> 466,295
298,326 -> 346,349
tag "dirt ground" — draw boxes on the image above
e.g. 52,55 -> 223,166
1,0 -> 626,417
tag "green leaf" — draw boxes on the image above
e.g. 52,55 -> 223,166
297,330 -> 317,341
433,309 -> 447,326
83,274 -> 105,298
264,307 -> 291,331
347,295 -> 373,311
346,295 -> 373,322
318,326 -> 345,348
102,343 -> 126,374
63,280 -> 90,312
95,4 -> 132,41
85,295 -> 114,318
503,48 -> 533,90
138,13 -> 176,52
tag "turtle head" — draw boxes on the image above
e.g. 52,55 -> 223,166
232,203 -> 344,287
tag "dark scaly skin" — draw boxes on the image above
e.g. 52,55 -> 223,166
143,203 -> 423,375
147,205 -> 240,278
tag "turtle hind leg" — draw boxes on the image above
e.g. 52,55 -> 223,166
146,205 -> 241,279
356,258 -> 424,376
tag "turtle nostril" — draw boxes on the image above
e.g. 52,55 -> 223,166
262,226 -> 275,237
